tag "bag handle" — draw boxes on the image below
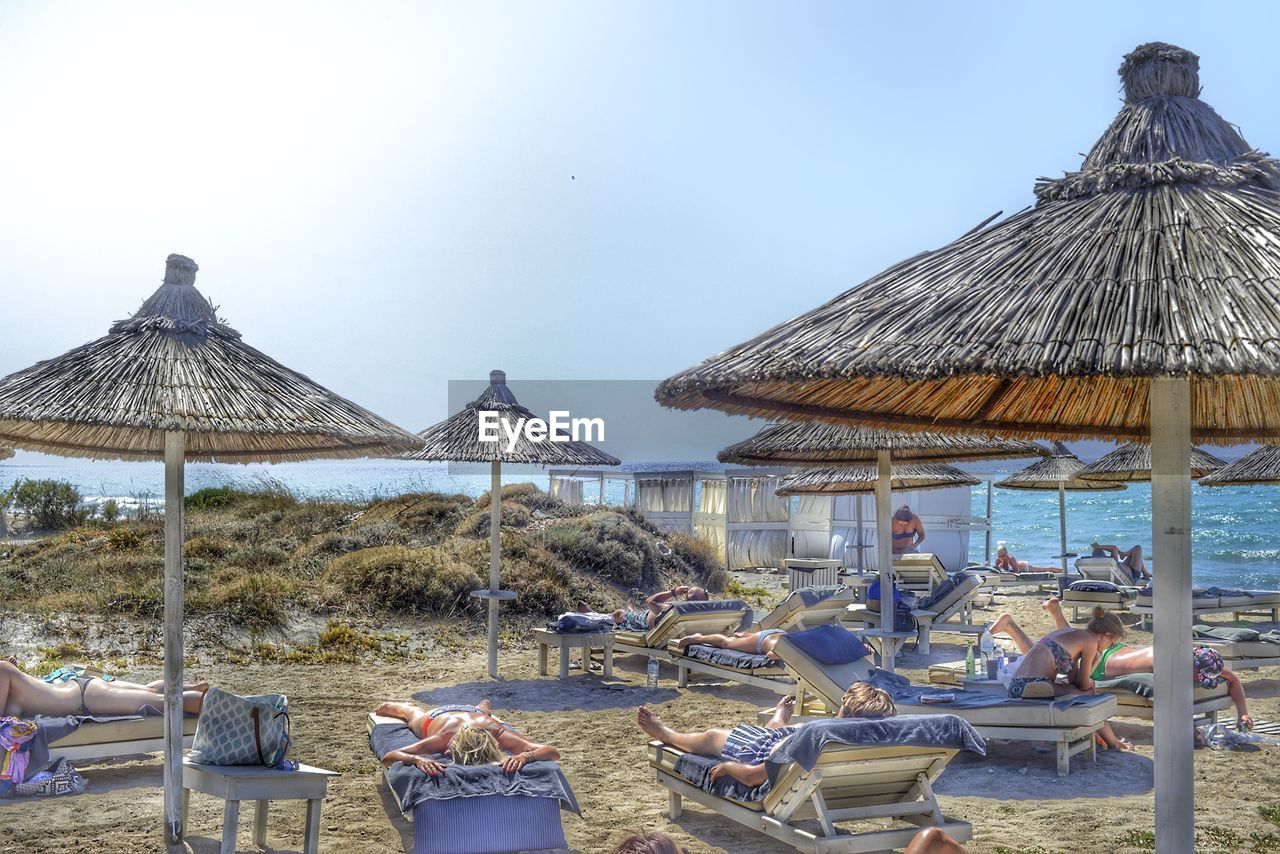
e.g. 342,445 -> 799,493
250,707 -> 292,767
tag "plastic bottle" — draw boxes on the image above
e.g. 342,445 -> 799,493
646,654 -> 660,689
965,643 -> 976,679
979,628 -> 995,677
995,647 -> 1007,678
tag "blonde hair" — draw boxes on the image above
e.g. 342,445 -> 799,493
449,726 -> 503,766
838,683 -> 897,719
1087,607 -> 1126,640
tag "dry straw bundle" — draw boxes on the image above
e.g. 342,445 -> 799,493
1198,444 -> 1280,486
718,420 -> 1045,466
1077,441 -> 1226,482
775,463 -> 978,496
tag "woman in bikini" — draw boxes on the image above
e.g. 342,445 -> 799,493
0,659 -> 209,718
993,598 -> 1254,731
993,545 -> 1057,574
676,628 -> 786,658
892,505 -> 925,555
375,699 -> 560,777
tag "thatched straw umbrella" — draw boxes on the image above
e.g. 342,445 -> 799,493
720,421 -> 1042,670
1077,441 -> 1226,482
1198,445 -> 1280,486
404,370 -> 619,678
996,441 -> 1124,571
775,463 -> 978,496
657,44 -> 1280,849
0,448 -> 12,461
0,254 -> 421,847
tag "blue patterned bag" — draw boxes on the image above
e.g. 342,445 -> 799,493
189,688 -> 291,767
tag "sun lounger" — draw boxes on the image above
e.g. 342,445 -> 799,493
1061,580 -> 1138,621
1133,588 -> 1280,630
46,714 -> 199,764
649,717 -> 976,853
757,586 -> 857,632
1193,624 -> 1280,671
972,567 -> 1058,593
366,713 -> 578,854
892,554 -> 949,594
1074,556 -> 1138,587
776,636 -> 1116,775
910,572 -> 987,655
612,600 -> 753,665
669,640 -> 795,694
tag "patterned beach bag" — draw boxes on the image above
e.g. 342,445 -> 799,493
189,688 -> 291,767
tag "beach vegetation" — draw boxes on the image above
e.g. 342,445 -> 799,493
1262,805 -> 1280,827
106,526 -> 144,551
6,479 -> 85,531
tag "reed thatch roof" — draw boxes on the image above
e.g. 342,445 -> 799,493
1194,444 -> 1280,486
718,421 -> 1045,465
775,463 -> 978,496
995,441 -> 1125,491
1077,441 -> 1226,482
655,44 -> 1280,443
404,370 -> 621,466
0,448 -> 12,462
0,255 -> 422,463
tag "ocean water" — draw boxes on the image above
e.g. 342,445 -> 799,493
3,456 -> 1278,590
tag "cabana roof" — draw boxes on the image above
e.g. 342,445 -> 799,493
0,448 -> 12,462
0,255 -> 421,462
1077,441 -> 1226,482
996,441 -> 1124,491
405,370 -> 620,466
1198,444 -> 1280,486
775,463 -> 979,496
657,44 -> 1280,442
718,421 -> 1045,465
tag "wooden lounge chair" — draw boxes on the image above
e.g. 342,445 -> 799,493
649,738 -> 972,853
669,639 -> 795,694
892,554 -> 949,594
1074,556 -> 1138,587
757,586 -> 858,632
1132,590 -> 1280,630
1194,625 -> 1280,671
973,567 -> 1058,594
1061,580 -> 1138,621
47,715 -> 199,764
612,600 -> 753,664
910,573 -> 987,655
777,636 -> 1116,775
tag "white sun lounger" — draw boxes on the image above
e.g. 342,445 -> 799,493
650,739 -> 972,853
1133,591 -> 1280,630
46,715 -> 199,764
612,601 -> 753,665
668,640 -> 795,694
757,586 -> 858,632
892,554 -> 949,594
1074,556 -> 1139,587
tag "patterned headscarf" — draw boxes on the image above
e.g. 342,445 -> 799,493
1193,646 -> 1224,689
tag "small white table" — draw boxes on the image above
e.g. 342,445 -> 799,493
534,628 -> 614,679
181,758 -> 338,854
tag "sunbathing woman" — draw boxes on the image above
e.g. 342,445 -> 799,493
636,684 -> 896,788
993,598 -> 1254,731
994,545 -> 1057,574
0,660 -> 209,717
581,584 -> 709,632
1091,542 -> 1151,580
375,699 -> 560,777
676,628 -> 785,658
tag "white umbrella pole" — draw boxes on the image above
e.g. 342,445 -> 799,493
1151,377 -> 1194,853
488,460 -> 501,679
162,430 -> 185,848
875,450 -> 895,673
1058,482 -> 1068,573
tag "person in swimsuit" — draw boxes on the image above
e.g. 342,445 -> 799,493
580,585 -> 710,632
374,698 -> 560,776
993,598 -> 1254,731
676,628 -> 786,657
1091,542 -> 1151,580
0,659 -> 209,718
994,545 -> 1057,574
636,684 -> 897,787
891,505 -> 925,555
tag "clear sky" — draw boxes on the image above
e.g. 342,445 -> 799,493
2,1 -> 1279,439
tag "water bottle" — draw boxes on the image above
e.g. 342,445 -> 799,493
646,655 -> 660,689
979,628 -> 995,677
996,647 -> 1007,679
965,643 -> 976,679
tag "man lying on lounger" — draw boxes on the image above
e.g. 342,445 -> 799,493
992,598 -> 1254,731
636,684 -> 896,787
579,584 -> 709,632
1091,542 -> 1152,580
676,628 -> 786,658
375,699 -> 560,777
0,659 -> 209,717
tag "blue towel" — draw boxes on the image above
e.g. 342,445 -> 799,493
785,625 -> 870,665
672,752 -> 771,802
544,613 -> 614,633
679,644 -> 784,671
866,668 -> 1111,711
369,722 -> 580,815
765,715 -> 985,784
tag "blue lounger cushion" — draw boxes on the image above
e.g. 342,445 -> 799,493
679,644 -> 784,670
785,624 -> 870,665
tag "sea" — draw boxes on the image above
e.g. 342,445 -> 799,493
3,455 -> 1278,590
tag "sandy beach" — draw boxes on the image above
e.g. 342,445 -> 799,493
1,577 -> 1277,854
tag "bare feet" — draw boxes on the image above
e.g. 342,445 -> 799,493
677,635 -> 701,650
1042,596 -> 1061,613
576,600 -> 592,613
636,707 -> 675,743
477,699 -> 492,712
375,701 -> 420,721
773,695 -> 796,725
989,613 -> 1014,636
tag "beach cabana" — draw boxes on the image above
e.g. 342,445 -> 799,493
404,370 -> 619,679
996,441 -> 1124,571
720,421 -> 1041,670
0,254 -> 421,846
1077,442 -> 1226,482
656,44 -> 1280,850
1198,444 -> 1280,486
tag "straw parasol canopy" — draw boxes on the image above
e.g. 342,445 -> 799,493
775,463 -> 978,496
1077,442 -> 1226,482
1198,444 -> 1280,486
0,448 -> 12,462
406,370 -> 619,678
995,441 -> 1124,571
657,44 -> 1274,849
718,421 -> 1046,465
0,254 -> 420,847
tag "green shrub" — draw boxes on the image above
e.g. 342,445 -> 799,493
101,499 -> 121,524
7,479 -> 83,530
185,537 -> 234,559
106,526 -> 145,551
666,533 -> 727,591
185,486 -> 246,510
540,513 -> 660,589
192,572 -> 298,631
323,544 -> 484,614
455,501 -> 532,538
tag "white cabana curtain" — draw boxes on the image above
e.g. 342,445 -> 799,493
727,476 -> 788,523
636,477 -> 692,513
698,479 -> 727,515
728,529 -> 787,568
550,478 -> 584,505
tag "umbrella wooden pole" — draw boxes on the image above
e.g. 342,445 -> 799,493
1058,483 -> 1068,573
875,450 -> 895,672
162,430 -> 185,848
1151,377 -> 1194,853
488,460 -> 501,679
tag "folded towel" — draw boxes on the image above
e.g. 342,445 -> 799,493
672,752 -> 770,802
545,613 -> 614,633
1194,624 -> 1261,643
678,644 -> 784,671
765,715 -> 985,783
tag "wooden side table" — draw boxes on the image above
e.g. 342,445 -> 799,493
533,628 -> 614,679
181,758 -> 338,854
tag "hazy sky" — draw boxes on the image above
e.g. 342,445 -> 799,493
3,1 -> 1279,440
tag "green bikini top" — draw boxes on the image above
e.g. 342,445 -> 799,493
1092,641 -> 1128,681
